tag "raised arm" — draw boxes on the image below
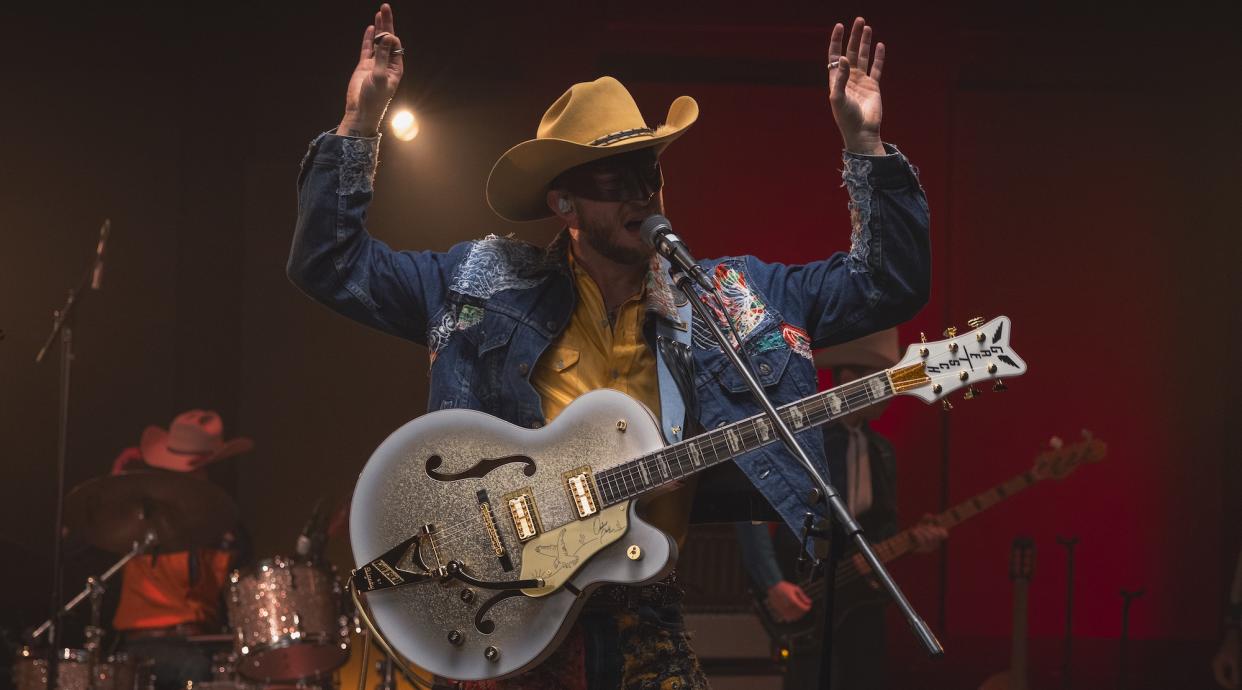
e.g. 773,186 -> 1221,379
288,4 -> 457,344
752,18 -> 931,347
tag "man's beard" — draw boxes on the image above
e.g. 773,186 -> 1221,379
578,215 -> 651,267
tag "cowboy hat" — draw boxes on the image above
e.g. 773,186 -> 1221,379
814,328 -> 900,372
140,409 -> 253,472
486,76 -> 699,222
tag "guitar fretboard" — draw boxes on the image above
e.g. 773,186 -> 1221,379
594,371 -> 895,505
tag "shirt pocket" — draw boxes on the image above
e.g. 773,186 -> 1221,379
540,345 -> 581,375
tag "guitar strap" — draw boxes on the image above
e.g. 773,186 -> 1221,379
655,289 -> 694,445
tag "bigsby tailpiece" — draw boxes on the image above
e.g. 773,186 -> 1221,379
352,523 -> 545,595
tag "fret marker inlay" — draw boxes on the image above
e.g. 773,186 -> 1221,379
755,419 -> 772,442
688,443 -> 703,467
789,406 -> 806,429
868,377 -> 886,399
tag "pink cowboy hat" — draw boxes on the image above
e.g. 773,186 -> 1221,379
139,409 -> 253,472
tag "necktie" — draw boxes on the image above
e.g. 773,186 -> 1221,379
846,424 -> 873,516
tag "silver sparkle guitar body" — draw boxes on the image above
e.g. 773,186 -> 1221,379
350,389 -> 674,682
349,316 -> 1029,682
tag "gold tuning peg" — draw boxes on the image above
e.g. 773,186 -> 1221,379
967,317 -> 985,329
992,380 -> 1008,393
942,399 -> 953,411
919,331 -> 927,344
962,386 -> 981,400
1049,436 -> 1064,450
943,326 -> 958,338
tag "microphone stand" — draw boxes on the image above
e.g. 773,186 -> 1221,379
33,220 -> 109,690
668,269 -> 944,683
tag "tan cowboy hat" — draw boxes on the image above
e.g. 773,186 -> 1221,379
140,409 -> 253,472
486,76 -> 699,222
814,328 -> 900,372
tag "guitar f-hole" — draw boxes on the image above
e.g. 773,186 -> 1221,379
425,454 -> 537,482
474,589 -> 525,635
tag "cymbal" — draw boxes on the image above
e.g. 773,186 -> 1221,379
64,471 -> 238,553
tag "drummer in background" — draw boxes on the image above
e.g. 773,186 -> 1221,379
110,410 -> 253,690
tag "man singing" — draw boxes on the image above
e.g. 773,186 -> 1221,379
289,5 -> 930,687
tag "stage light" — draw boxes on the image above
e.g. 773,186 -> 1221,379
390,109 -> 419,141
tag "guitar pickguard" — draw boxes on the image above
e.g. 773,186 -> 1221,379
519,503 -> 629,597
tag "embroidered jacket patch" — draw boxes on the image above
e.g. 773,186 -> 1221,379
698,262 -> 771,346
780,322 -> 813,361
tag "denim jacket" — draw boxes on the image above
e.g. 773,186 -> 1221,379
288,132 -> 930,542
735,421 -> 900,591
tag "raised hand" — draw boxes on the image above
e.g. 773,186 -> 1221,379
827,17 -> 885,155
339,3 -> 405,136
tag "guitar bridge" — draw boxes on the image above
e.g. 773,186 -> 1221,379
476,490 -> 513,572
562,466 -> 599,519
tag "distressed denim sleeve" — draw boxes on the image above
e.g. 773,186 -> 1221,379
288,131 -> 460,344
733,522 -> 786,591
747,143 -> 931,349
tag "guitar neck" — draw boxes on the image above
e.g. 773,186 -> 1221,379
830,467 -> 1042,589
594,370 -> 900,506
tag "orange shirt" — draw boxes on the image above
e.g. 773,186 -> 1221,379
531,257 -> 695,547
113,550 -> 233,631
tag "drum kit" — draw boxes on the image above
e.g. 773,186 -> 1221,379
18,471 -> 360,690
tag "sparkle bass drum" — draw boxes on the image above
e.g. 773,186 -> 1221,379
14,648 -> 154,690
226,557 -> 350,682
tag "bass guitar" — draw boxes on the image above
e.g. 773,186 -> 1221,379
753,432 -> 1107,649
348,317 -> 1027,681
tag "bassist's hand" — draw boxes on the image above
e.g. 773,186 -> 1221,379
766,580 -> 813,623
910,514 -> 948,553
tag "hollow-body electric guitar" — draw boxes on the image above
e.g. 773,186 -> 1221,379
349,316 -> 1027,681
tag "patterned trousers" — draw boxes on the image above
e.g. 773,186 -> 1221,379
460,600 -> 710,690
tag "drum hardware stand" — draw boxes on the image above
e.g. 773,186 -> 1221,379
30,530 -> 157,643
1118,588 -> 1144,690
669,267 -> 943,689
1056,535 -> 1079,690
376,655 -> 397,690
34,218 -> 110,690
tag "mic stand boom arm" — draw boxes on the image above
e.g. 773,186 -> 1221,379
669,269 -> 944,660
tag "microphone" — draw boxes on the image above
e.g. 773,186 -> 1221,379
638,215 -> 715,292
296,498 -> 325,560
90,219 -> 111,290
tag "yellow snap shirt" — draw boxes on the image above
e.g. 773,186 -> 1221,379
531,256 -> 695,547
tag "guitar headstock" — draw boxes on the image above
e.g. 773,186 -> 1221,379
1009,536 -> 1036,582
1032,431 -> 1108,481
887,315 -> 1028,405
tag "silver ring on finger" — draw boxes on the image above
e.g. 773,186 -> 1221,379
373,32 -> 391,44
827,59 -> 840,70
392,48 -> 405,55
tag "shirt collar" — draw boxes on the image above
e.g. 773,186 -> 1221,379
553,229 -> 683,325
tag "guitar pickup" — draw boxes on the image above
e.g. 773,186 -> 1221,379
502,488 -> 542,542
562,466 -> 599,519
